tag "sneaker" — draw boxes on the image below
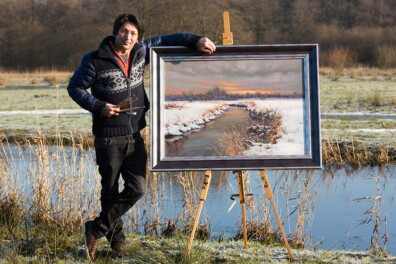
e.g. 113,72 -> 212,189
83,221 -> 100,261
111,242 -> 129,259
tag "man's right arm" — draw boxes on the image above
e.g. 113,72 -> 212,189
67,53 -> 106,113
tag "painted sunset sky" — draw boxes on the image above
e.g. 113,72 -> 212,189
164,58 -> 303,96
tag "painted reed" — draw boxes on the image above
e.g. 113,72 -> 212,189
217,123 -> 247,156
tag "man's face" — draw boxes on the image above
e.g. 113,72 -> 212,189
114,22 -> 139,54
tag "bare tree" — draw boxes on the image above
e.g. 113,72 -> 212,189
288,0 -> 318,43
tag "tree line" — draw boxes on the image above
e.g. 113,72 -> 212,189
165,87 -> 302,101
0,0 -> 395,70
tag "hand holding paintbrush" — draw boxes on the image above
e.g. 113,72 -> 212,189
116,95 -> 145,113
101,95 -> 145,117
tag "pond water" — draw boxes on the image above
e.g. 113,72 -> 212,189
166,107 -> 252,157
1,145 -> 395,255
156,167 -> 396,254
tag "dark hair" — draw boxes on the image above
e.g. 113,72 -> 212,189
112,14 -> 144,41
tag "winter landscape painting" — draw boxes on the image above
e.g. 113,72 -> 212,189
150,45 -> 321,171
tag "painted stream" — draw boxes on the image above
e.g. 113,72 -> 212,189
165,107 -> 252,157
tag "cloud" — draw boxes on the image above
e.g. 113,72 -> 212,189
164,58 -> 302,95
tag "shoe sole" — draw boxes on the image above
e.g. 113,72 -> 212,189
82,222 -> 93,262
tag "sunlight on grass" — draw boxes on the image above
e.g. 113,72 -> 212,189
0,70 -> 71,86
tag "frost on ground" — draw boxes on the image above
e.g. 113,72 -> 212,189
0,109 -> 89,115
123,236 -> 396,264
3,235 -> 396,263
164,99 -> 306,156
184,240 -> 396,263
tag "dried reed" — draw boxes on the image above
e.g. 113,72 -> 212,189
353,175 -> 389,255
0,70 -> 71,86
289,170 -> 318,248
376,45 -> 396,69
322,136 -> 395,169
177,172 -> 199,226
234,171 -> 280,244
232,169 -> 320,250
322,46 -> 358,72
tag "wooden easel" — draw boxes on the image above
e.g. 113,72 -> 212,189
186,170 -> 212,252
186,11 -> 294,262
260,170 -> 294,261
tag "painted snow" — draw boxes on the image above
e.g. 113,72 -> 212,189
164,99 -> 306,156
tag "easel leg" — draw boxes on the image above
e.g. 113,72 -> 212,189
237,171 -> 249,249
260,170 -> 294,261
186,170 -> 212,254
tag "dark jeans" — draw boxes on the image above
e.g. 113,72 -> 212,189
90,132 -> 147,245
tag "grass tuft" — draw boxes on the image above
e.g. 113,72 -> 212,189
43,76 -> 59,86
0,195 -> 24,240
376,45 -> 396,69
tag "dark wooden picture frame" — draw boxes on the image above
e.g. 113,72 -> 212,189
150,44 -> 321,171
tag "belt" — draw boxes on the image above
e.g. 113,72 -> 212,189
95,132 -> 141,140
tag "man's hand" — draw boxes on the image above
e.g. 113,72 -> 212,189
197,37 -> 216,54
101,103 -> 120,117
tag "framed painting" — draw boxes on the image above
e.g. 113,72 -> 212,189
150,44 -> 321,171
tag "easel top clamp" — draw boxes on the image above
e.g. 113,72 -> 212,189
223,11 -> 233,45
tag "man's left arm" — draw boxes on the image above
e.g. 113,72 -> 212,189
143,33 -> 216,63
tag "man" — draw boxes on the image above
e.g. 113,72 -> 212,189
67,14 -> 216,260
